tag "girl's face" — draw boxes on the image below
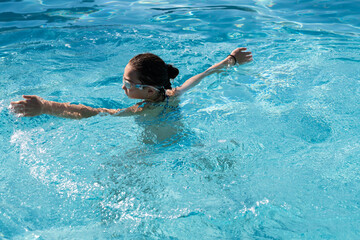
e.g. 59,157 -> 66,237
122,63 -> 157,100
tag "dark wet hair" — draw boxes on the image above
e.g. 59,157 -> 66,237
129,53 -> 179,94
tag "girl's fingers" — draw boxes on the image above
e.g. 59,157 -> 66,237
12,106 -> 24,113
12,103 -> 25,110
11,101 -> 33,113
11,101 -> 24,105
11,102 -> 27,109
23,95 -> 37,100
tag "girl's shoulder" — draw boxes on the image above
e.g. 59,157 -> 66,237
143,94 -> 180,112
165,88 -> 180,98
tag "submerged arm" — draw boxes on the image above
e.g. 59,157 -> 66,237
10,95 -> 136,119
169,47 -> 252,96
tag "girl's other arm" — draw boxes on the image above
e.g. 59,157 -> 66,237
169,47 -> 252,96
11,95 -> 124,119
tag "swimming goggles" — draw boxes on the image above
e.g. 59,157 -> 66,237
123,79 -> 160,91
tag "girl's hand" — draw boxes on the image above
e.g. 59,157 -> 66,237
228,47 -> 253,65
11,95 -> 45,117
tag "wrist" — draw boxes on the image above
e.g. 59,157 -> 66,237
227,55 -> 237,66
41,100 -> 51,115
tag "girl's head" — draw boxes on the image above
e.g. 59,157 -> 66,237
122,53 -> 179,101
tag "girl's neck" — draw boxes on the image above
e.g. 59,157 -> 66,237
145,91 -> 165,102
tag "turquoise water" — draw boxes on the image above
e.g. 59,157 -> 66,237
1,0 -> 360,239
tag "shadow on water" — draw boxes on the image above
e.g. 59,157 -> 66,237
135,107 -> 189,147
281,107 -> 332,144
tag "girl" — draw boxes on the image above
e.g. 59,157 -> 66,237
11,48 -> 252,119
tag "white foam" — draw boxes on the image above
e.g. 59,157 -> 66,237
0,100 -> 4,113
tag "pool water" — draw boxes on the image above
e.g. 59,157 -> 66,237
1,0 -> 360,239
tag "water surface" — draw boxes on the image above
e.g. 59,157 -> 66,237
1,0 -> 360,239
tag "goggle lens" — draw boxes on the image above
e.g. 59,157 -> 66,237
123,79 -> 132,89
123,79 -> 160,92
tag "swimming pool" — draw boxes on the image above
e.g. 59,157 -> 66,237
1,0 -> 360,238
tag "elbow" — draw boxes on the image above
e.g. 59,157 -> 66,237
75,105 -> 100,118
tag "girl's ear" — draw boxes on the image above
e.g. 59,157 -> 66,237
147,88 -> 156,97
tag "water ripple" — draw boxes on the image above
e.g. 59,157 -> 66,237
151,5 -> 258,13
0,7 -> 98,23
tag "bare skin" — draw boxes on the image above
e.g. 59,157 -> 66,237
11,48 -> 252,119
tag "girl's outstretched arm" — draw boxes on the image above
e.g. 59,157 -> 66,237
10,95 -> 137,119
168,47 -> 252,96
